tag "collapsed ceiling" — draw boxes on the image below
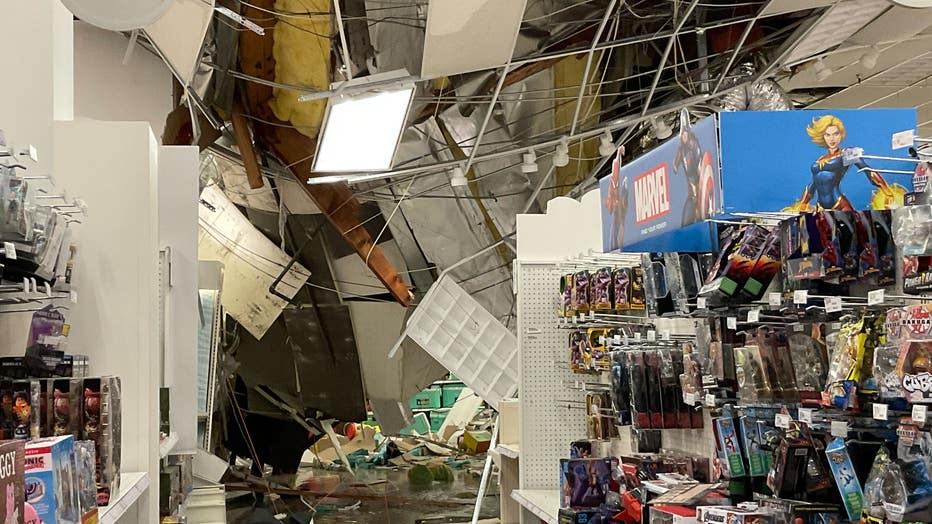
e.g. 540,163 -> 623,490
86,0 -> 932,444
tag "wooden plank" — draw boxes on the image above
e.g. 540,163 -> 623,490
230,100 -> 264,189
237,0 -> 412,306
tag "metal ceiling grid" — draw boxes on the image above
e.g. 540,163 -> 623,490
783,0 -> 890,66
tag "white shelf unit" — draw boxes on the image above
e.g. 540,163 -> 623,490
99,472 -> 151,524
159,432 -> 179,458
496,443 -> 520,459
511,489 -> 559,524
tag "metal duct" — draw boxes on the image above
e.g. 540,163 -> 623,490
719,63 -> 794,111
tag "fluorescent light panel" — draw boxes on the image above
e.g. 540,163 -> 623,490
784,0 -> 889,65
312,86 -> 414,172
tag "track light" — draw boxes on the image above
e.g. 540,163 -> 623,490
860,45 -> 880,69
553,137 -> 569,167
651,118 -> 672,140
813,58 -> 833,81
450,165 -> 468,187
599,130 -> 615,157
521,150 -> 539,174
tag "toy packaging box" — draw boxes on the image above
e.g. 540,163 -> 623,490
74,441 -> 97,524
824,437 -> 863,521
560,458 -> 613,509
649,505 -> 697,524
758,498 -> 841,524
82,377 -> 121,506
0,439 -> 25,524
25,435 -> 79,524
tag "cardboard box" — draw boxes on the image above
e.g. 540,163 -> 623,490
650,505 -> 697,524
25,435 -> 79,524
82,377 -> 121,507
0,440 -> 25,523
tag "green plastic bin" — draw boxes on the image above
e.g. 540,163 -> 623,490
408,387 -> 442,409
430,409 -> 451,432
441,383 -> 467,408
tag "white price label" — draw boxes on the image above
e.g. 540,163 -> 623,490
794,323 -> 804,332
768,292 -> 782,307
589,311 -> 596,320
873,403 -> 889,421
747,309 -> 760,323
775,413 -> 791,429
798,408 -> 813,424
613,335 -> 622,344
3,242 -> 16,260
727,317 -> 737,330
913,405 -> 927,424
647,330 -> 656,342
793,290 -> 808,305
705,394 -> 716,407
825,296 -> 842,313
868,289 -> 885,306
70,291 -> 77,304
685,392 -> 697,406
634,333 -> 642,342
892,129 -> 916,150
599,336 -> 606,345
831,322 -> 842,330
578,313 -> 585,322
831,421 -> 849,438
661,329 -> 671,341
697,297 -> 707,309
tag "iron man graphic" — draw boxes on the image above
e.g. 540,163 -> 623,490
784,115 -> 905,212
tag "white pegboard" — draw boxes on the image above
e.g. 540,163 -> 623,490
518,263 -> 587,493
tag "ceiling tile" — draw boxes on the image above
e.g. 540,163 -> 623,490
761,0 -> 835,16
784,0 -> 890,65
809,85 -> 900,108
848,5 -> 932,45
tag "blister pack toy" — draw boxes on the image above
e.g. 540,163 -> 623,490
590,268 -> 612,311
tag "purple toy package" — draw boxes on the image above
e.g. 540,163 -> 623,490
560,458 -> 613,509
590,268 -> 612,311
612,268 -> 630,311
574,271 -> 591,314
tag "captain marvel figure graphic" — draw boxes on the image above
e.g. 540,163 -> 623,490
785,115 -> 905,212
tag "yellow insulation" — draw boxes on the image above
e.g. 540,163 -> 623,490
269,0 -> 332,139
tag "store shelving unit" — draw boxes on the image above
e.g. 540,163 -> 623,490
99,472 -> 151,524
510,489 -> 559,524
495,443 -> 520,459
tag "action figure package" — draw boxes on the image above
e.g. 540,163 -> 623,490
823,319 -> 865,409
559,458 -> 613,509
558,507 -> 617,524
628,351 -> 650,429
644,351 -> 664,429
671,350 -> 693,428
824,437 -> 864,521
0,439 -> 25,524
871,210 -> 896,286
833,211 -> 860,283
755,328 -> 798,402
569,331 -> 597,375
784,214 -> 824,281
561,274 -> 575,317
573,271 -> 591,314
83,377 -> 122,506
648,505 -> 697,524
713,406 -> 746,478
52,379 -> 81,439
586,392 -> 617,440
585,329 -> 611,373
897,340 -> 932,402
589,268 -> 613,311
879,459 -> 932,521
788,333 -> 828,404
701,225 -> 770,297
25,435 -> 79,524
855,210 -> 880,280
630,267 -> 646,311
663,253 -> 702,315
815,212 -> 843,280
758,498 -> 841,524
609,352 -> 631,426
658,349 -> 680,429
612,268 -> 630,311
892,203 -> 932,256
11,381 -> 39,440
734,345 -> 771,404
739,417 -> 772,477
570,440 -> 592,459
38,380 -> 50,438
861,446 -> 891,523
740,231 -> 782,300
902,254 -> 932,294
74,441 -> 97,524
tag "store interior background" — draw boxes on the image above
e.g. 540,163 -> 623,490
2,1 -> 932,523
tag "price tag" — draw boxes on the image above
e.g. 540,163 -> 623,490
768,292 -> 782,307
589,311 -> 596,320
70,291 -> 77,304
613,335 -> 622,344
702,375 -> 716,386
798,408 -> 813,424
578,313 -> 585,322
793,290 -> 808,305
831,322 -> 842,330
634,333 -> 642,343
793,323 -> 804,332
775,413 -> 791,429
661,329 -> 671,341
825,296 -> 842,313
747,309 -> 760,323
726,317 -> 737,330
868,289 -> 885,306
831,420 -> 849,438
913,405 -> 927,424
685,392 -> 697,406
622,334 -> 629,346
873,403 -> 889,421
697,297 -> 707,309
3,242 -> 16,260
892,128 -> 916,150
705,394 -> 716,407
646,330 -> 656,342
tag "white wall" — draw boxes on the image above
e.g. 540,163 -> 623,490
53,120 -> 161,523
73,21 -> 174,140
158,145 -> 200,453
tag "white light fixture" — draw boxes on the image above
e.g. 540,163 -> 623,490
553,137 -> 570,167
450,165 -> 468,187
813,58 -> 833,81
860,45 -> 881,69
651,118 -> 672,140
313,72 -> 415,173
521,150 -> 539,174
599,130 -> 615,157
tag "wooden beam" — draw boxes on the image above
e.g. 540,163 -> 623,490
231,100 -> 265,189
237,0 -> 412,306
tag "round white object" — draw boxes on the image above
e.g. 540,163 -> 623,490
891,0 -> 932,7
60,0 -> 175,31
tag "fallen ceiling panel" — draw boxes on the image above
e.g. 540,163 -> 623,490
783,0 -> 889,66
761,0 -> 835,16
198,184 -> 311,338
847,4 -> 932,45
331,240 -> 412,298
144,0 -> 214,85
421,0 -> 528,78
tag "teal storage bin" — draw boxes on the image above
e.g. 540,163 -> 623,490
408,387 -> 442,409
441,383 -> 467,408
430,409 -> 450,432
